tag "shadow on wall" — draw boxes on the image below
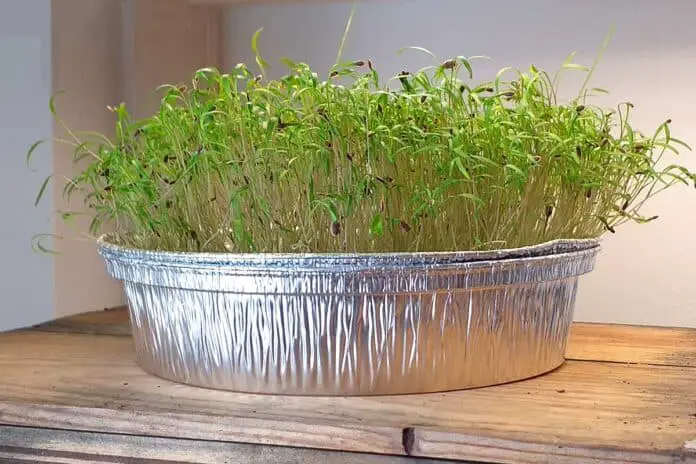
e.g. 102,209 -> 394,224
226,0 -> 696,327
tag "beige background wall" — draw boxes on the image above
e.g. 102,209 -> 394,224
121,0 -> 225,119
225,0 -> 696,327
49,0 -> 225,321
51,0 -> 125,319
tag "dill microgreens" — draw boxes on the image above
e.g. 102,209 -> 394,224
30,33 -> 695,254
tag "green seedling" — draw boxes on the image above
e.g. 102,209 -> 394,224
30,30 -> 695,254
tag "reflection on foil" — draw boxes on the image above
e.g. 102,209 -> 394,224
98,236 -> 600,396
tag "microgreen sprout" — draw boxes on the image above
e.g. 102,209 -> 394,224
30,33 -> 695,254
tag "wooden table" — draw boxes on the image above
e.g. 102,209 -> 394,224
1,308 -> 695,463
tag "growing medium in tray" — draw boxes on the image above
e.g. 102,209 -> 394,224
32,44 -> 695,255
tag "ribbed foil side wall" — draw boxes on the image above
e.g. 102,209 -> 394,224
100,240 -> 599,395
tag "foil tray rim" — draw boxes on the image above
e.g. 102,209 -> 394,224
97,234 -> 600,270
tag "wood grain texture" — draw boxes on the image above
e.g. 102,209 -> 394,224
0,426 -> 453,464
567,322 -> 696,367
412,431 -> 696,464
1,315 -> 696,464
30,307 -> 131,336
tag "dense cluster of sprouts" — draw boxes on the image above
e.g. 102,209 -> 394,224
31,33 -> 694,254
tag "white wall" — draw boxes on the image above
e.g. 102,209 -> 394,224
0,0 -> 54,330
227,0 -> 696,327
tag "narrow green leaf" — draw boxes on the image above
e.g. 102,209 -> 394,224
457,56 -> 473,79
26,139 -> 46,170
31,233 -> 60,255
468,55 -> 492,62
251,28 -> 263,57
34,175 -> 52,207
398,46 -> 437,60
255,56 -> 270,76
280,57 -> 297,69
666,136 -> 690,150
562,51 -> 578,67
48,91 -> 65,116
370,213 -> 384,237
456,192 -> 484,208
505,164 -> 527,179
58,211 -> 83,226
62,179 -> 78,199
334,4 -> 356,67
327,201 -> 338,222
451,157 -> 470,179
561,63 -> 589,72
308,176 -> 316,203
251,28 -> 269,75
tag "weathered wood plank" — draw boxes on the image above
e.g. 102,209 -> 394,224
29,308 -> 131,336
0,330 -> 695,463
0,401 -> 402,457
567,322 -> 696,367
0,426 -> 454,464
411,429 -> 696,464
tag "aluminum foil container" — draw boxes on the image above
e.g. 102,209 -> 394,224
97,236 -> 600,396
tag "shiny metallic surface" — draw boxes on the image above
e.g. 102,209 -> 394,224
97,236 -> 600,396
